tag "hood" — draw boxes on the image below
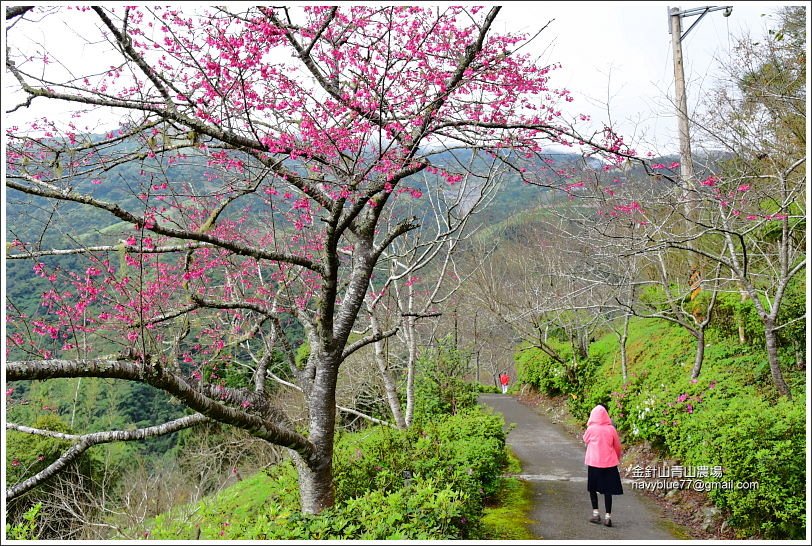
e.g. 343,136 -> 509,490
587,405 -> 612,426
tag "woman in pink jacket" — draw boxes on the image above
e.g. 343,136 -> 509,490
583,404 -> 623,527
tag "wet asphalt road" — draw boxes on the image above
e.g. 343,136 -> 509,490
480,394 -> 686,541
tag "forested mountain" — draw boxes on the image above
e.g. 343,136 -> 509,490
3,143 -> 601,307
3,139 -> 628,473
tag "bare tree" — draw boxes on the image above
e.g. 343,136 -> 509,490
463,208 -> 614,366
361,153 -> 504,427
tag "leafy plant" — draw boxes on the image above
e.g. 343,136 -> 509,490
412,336 -> 480,422
5,503 -> 42,540
517,315 -> 806,539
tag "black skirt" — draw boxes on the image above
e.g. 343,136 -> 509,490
587,465 -> 624,495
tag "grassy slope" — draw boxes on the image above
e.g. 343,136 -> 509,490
142,454 -> 535,541
588,314 -> 804,403
136,430 -> 532,540
141,451 -> 534,540
143,463 -> 300,540
524,315 -> 807,539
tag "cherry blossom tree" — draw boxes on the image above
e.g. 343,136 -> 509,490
5,5 -> 628,513
584,166 -> 725,380
637,8 -> 807,397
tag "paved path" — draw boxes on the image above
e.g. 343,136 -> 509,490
480,394 -> 687,541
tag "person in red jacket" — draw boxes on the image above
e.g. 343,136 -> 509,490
499,372 -> 509,394
583,404 -> 623,527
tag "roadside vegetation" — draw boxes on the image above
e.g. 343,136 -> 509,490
515,312 -> 806,539
131,380 -> 520,540
7,364 -> 531,540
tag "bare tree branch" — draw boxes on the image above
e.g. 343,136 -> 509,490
6,414 -> 209,500
6,6 -> 33,20
6,179 -> 324,273
341,326 -> 399,361
6,359 -> 316,462
7,242 -> 214,259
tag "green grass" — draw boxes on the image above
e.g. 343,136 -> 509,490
144,464 -> 299,540
144,441 -> 531,540
481,449 -> 536,540
481,479 -> 535,540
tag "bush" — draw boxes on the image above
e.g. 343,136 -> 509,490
515,342 -> 604,421
475,383 -> 500,393
332,407 -> 507,537
416,408 -> 507,500
332,426 -> 413,500
515,315 -> 806,538
286,476 -> 468,540
514,341 -> 574,396
5,503 -> 42,540
146,406 -> 508,540
662,394 -> 806,539
710,292 -> 763,344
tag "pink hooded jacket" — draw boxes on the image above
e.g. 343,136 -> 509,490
583,405 -> 622,468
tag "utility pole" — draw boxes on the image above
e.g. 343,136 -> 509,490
668,5 -> 732,294
668,5 -> 732,187
669,7 -> 693,191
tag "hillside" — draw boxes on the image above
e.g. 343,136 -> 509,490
515,316 -> 806,539
8,138 -> 788,539
45,314 -> 803,540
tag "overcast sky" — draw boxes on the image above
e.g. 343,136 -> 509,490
3,1 -> 802,156
496,1 -> 800,154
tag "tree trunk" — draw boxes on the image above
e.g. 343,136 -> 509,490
571,330 -> 589,360
690,327 -> 705,379
737,289 -> 748,344
764,320 -> 792,399
404,290 -> 417,427
298,355 -> 340,513
619,343 -> 628,382
292,452 -> 334,515
737,321 -> 747,345
619,311 -> 631,381
370,312 -> 407,428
